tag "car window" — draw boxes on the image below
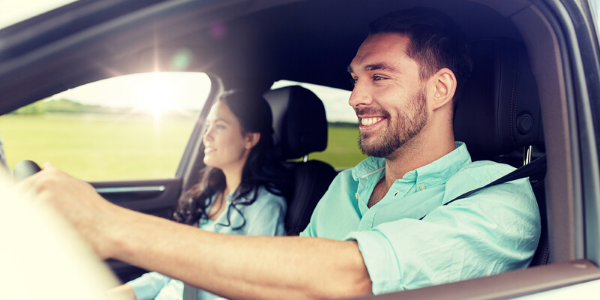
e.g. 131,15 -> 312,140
271,80 -> 367,170
0,72 -> 211,181
0,0 -> 77,29
590,0 -> 600,39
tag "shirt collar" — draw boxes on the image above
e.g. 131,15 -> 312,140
351,142 -> 472,186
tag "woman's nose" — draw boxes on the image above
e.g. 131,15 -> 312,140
203,127 -> 214,142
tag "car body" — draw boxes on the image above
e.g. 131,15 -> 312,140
1,0 -> 600,298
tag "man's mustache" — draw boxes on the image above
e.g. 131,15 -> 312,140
354,107 -> 391,119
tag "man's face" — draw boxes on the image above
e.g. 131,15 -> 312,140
348,33 -> 429,159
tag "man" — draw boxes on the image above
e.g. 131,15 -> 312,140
20,7 -> 540,299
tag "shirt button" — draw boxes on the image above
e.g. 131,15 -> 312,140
355,193 -> 358,199
361,230 -> 366,232
419,184 -> 426,191
393,191 -> 398,197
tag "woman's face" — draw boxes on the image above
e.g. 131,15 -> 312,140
203,101 -> 253,172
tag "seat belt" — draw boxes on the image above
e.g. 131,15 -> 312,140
419,154 -> 547,220
183,284 -> 196,300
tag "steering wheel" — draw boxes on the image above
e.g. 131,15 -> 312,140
13,160 -> 41,181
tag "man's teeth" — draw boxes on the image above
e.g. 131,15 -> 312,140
361,117 -> 382,126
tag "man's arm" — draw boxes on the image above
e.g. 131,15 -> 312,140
19,163 -> 372,300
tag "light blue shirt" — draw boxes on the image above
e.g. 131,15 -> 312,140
128,185 -> 287,300
300,142 -> 541,294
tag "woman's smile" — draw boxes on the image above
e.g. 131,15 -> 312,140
204,146 -> 216,154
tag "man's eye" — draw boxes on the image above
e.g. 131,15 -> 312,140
351,78 -> 358,86
373,75 -> 384,81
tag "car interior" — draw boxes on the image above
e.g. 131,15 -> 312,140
2,0 -> 600,298
263,86 -> 338,235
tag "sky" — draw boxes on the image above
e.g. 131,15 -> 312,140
52,72 -> 213,111
49,73 -> 357,123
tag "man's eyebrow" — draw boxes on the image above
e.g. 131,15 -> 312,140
365,63 -> 398,72
347,63 -> 399,74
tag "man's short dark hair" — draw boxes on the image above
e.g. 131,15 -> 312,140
369,7 -> 473,103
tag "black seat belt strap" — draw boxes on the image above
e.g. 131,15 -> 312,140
419,154 -> 547,220
183,284 -> 197,300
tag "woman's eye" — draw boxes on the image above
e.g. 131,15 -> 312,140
216,124 -> 226,130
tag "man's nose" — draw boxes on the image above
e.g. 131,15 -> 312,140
348,80 -> 373,108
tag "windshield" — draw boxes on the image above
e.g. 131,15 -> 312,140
0,0 -> 77,29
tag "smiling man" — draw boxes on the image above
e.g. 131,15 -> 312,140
21,7 -> 540,300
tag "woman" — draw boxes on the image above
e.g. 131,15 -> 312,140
108,91 -> 289,300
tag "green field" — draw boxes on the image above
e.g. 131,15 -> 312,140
0,114 -> 366,180
312,126 -> 367,170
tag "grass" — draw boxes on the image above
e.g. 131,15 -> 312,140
312,126 -> 367,170
0,113 -> 196,180
0,114 -> 366,180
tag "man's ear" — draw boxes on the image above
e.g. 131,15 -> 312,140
429,68 -> 457,110
245,132 -> 261,150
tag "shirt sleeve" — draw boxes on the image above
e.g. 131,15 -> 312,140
244,189 -> 288,236
127,271 -> 172,300
345,179 -> 541,294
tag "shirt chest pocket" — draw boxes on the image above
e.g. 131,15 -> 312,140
371,188 -> 446,227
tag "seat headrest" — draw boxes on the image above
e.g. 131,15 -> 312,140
263,86 -> 328,159
454,37 -> 544,159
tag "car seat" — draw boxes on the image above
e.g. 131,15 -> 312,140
263,86 -> 338,235
455,37 -> 547,266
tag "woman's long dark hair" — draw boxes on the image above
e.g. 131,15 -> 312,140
173,91 -> 289,229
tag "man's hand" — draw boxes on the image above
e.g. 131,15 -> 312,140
16,162 -> 119,258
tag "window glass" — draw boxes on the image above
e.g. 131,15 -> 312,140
271,80 -> 367,170
0,72 -> 211,180
591,0 -> 600,40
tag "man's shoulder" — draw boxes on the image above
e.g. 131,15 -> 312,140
454,160 -> 516,185
444,160 -> 528,201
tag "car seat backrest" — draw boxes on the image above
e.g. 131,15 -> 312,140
456,37 -> 548,266
455,37 -> 544,160
263,86 -> 338,235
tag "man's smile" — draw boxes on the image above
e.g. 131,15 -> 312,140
360,117 -> 384,127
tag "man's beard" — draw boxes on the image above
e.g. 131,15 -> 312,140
357,88 -> 428,158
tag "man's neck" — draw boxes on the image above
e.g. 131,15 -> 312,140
368,134 -> 455,208
384,137 -> 455,188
